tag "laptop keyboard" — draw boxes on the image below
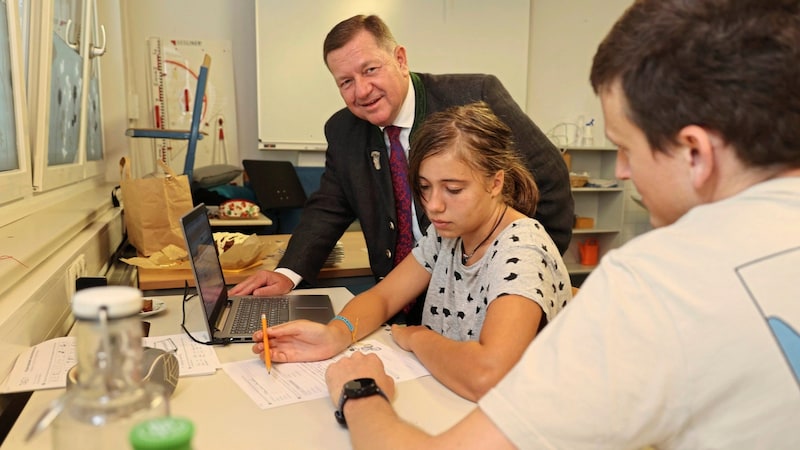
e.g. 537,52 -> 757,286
231,297 -> 291,334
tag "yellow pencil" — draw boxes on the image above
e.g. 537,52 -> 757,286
261,313 -> 272,374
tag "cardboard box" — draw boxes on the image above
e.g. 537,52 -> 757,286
574,216 -> 595,229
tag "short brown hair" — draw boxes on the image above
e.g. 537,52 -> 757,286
323,15 -> 397,66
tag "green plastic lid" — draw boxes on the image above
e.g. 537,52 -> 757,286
129,417 -> 195,450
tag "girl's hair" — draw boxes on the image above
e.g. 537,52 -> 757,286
409,101 -> 539,215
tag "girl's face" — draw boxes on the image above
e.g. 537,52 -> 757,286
417,148 -> 502,241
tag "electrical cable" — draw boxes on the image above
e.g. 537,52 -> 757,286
179,281 -> 233,346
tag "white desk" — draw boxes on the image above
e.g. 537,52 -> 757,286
2,288 -> 474,449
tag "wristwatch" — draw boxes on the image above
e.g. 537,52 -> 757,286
334,377 -> 390,427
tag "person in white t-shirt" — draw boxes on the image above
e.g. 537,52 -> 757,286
321,0 -> 800,448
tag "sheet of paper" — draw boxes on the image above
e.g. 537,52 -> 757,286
0,337 -> 76,393
143,333 -> 222,377
222,339 -> 430,409
1,333 -> 222,393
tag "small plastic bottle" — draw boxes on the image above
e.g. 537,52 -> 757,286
129,417 -> 195,450
52,286 -> 169,449
580,118 -> 595,147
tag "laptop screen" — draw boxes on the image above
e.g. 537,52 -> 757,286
181,204 -> 228,325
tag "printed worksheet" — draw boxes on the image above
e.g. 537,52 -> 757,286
1,334 -> 222,393
222,340 -> 430,409
0,337 -> 76,393
143,333 -> 222,377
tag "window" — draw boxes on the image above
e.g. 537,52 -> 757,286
28,0 -> 105,192
83,0 -> 104,178
0,0 -> 30,205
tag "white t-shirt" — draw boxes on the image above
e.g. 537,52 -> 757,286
479,178 -> 800,449
412,218 -> 571,341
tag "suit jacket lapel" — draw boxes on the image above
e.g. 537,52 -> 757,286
410,72 -> 431,232
368,125 -> 396,222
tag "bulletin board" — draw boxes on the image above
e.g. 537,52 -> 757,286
144,38 -> 239,173
255,0 -> 531,151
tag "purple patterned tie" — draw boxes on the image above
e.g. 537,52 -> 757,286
386,126 -> 414,266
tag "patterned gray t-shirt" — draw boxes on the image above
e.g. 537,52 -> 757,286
412,218 -> 571,341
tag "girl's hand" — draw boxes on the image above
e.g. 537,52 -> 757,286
390,324 -> 429,351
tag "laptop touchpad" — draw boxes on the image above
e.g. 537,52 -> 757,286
294,308 -> 334,323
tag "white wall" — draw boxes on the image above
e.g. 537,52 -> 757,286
0,1 -> 130,387
97,0 -> 129,183
0,185 -> 123,391
526,0 -> 651,244
527,0 -> 631,140
119,0 -> 258,176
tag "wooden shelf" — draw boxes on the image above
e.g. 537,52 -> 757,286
571,187 -> 623,193
572,228 -> 620,234
566,262 -> 598,275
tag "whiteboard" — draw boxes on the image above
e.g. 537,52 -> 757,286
255,0 -> 530,150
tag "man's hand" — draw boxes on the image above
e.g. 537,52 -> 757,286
228,270 -> 294,296
325,352 -> 396,406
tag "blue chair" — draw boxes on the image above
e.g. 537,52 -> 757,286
126,54 -> 210,182
294,166 -> 324,197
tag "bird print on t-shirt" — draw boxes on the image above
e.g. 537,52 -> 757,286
421,220 -> 570,342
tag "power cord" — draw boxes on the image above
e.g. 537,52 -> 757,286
179,281 -> 233,346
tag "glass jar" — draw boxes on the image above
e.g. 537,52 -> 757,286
52,286 -> 169,449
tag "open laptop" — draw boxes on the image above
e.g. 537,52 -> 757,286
180,203 -> 335,343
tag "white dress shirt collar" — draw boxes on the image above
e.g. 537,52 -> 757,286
381,77 -> 415,131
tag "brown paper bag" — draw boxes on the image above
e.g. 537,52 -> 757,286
119,157 -> 194,256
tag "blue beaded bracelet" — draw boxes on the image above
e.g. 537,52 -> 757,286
331,315 -> 358,344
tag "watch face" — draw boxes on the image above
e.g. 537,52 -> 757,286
336,378 -> 387,427
344,379 -> 362,391
345,378 -> 375,394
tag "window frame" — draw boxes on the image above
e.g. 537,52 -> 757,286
0,0 -> 31,205
83,0 -> 105,179
29,0 -> 105,192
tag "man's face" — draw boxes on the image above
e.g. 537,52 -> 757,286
326,30 -> 410,127
601,82 -> 696,228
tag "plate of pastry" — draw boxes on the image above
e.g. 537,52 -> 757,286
139,299 -> 166,317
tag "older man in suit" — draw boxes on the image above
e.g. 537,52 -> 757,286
230,15 -> 573,323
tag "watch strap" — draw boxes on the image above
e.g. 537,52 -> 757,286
335,378 -> 389,427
